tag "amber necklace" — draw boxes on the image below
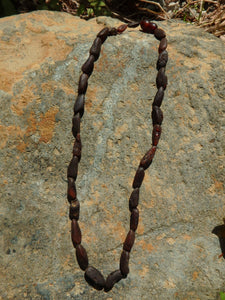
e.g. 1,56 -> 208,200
66,20 -> 168,292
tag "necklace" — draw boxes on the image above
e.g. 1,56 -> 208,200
66,20 -> 168,292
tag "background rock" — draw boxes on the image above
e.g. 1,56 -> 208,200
0,10 -> 225,300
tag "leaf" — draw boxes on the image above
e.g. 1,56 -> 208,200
220,292 -> 225,300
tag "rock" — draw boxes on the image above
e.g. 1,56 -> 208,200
0,10 -> 225,299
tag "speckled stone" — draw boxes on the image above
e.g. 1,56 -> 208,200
0,11 -> 225,300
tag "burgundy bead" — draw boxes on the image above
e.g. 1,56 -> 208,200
104,269 -> 123,292
84,266 -> 105,290
152,106 -> 163,125
117,24 -> 128,33
69,199 -> 80,220
152,124 -> 162,146
72,113 -> 80,138
157,50 -> 168,71
152,86 -> 164,107
81,55 -> 95,76
67,156 -> 79,180
156,67 -> 168,90
140,20 -> 157,34
130,208 -> 139,231
71,219 -> 81,247
74,94 -> 85,118
120,250 -> 130,277
73,134 -> 82,161
140,146 -> 157,170
78,73 -> 88,94
109,27 -> 118,36
123,230 -> 135,252
97,27 -> 109,43
90,37 -> 102,61
129,188 -> 139,212
67,177 -> 77,202
76,244 -> 89,271
132,167 -> 145,188
154,27 -> 166,40
158,37 -> 167,54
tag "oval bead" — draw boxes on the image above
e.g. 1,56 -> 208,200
119,250 -> 130,277
67,177 -> 76,202
76,244 -> 89,271
67,156 -> 79,180
84,266 -> 105,290
71,219 -> 81,247
90,37 -> 102,61
129,188 -> 139,212
73,134 -> 82,161
158,37 -> 167,54
139,146 -> 157,170
104,269 -> 123,292
117,24 -> 128,33
130,208 -> 139,231
152,86 -> 164,107
157,50 -> 168,71
78,73 -> 88,94
140,20 -> 157,34
152,124 -> 162,146
132,167 -> 145,188
72,113 -> 80,138
154,27 -> 166,40
152,106 -> 163,125
97,27 -> 109,43
123,230 -> 135,252
109,27 -> 118,36
69,199 -> 80,220
74,94 -> 85,118
81,55 -> 95,76
156,67 -> 168,90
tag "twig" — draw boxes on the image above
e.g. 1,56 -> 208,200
138,0 -> 170,19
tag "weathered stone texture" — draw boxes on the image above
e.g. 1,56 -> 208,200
0,11 -> 225,300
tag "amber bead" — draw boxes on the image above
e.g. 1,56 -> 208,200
119,250 -> 130,277
69,199 -> 80,220
84,266 -> 105,290
129,188 -> 139,212
81,55 -> 95,76
132,167 -> 145,188
152,124 -> 162,146
76,244 -> 89,271
74,94 -> 85,118
104,269 -> 123,292
67,156 -> 79,180
140,20 -> 157,34
152,86 -> 164,107
130,208 -> 139,231
123,230 -> 135,252
90,37 -> 102,61
139,146 -> 157,170
97,27 -> 109,43
71,219 -> 81,247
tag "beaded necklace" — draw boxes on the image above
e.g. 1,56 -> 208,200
66,20 -> 168,292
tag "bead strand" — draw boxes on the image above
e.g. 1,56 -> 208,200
67,20 -> 168,292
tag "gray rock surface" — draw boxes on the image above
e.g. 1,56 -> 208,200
0,10 -> 225,300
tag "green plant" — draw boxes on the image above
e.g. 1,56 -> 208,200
220,292 -> 225,300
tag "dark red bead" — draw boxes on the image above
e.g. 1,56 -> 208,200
123,230 -> 135,252
139,146 -> 157,170
152,106 -> 163,125
104,269 -> 123,292
119,250 -> 130,277
152,124 -> 162,146
74,94 -> 85,118
97,27 -> 109,43
130,208 -> 139,231
72,113 -> 80,138
67,156 -> 79,180
140,20 -> 157,34
71,219 -> 81,247
73,134 -> 82,161
78,73 -> 88,94
81,55 -> 95,76
76,244 -> 89,271
67,177 -> 76,202
117,24 -> 128,33
154,28 -> 166,40
84,266 -> 105,290
69,199 -> 80,220
90,37 -> 102,61
152,87 -> 164,107
132,167 -> 145,188
129,188 -> 139,212
158,37 -> 167,54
